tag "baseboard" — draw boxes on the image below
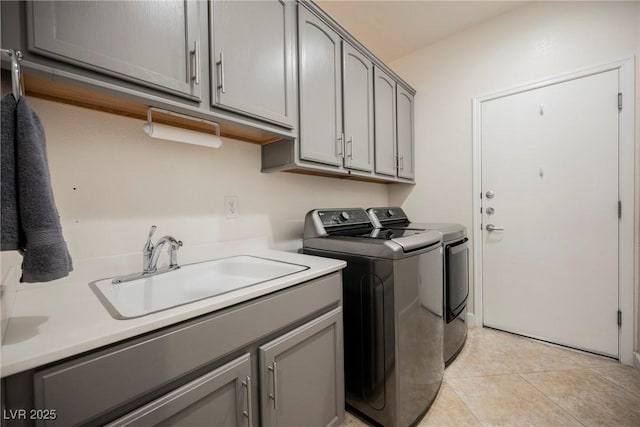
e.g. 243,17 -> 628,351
634,352 -> 640,369
466,312 -> 477,327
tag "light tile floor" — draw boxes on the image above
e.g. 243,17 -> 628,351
343,327 -> 640,426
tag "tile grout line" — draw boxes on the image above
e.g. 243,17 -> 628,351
587,368 -> 640,401
442,379 -> 486,427
517,373 -> 586,427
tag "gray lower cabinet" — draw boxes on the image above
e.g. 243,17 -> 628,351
2,273 -> 343,427
373,67 -> 397,177
107,354 -> 252,427
260,308 -> 344,427
298,5 -> 343,167
396,85 -> 416,180
110,308 -> 345,427
26,0 -> 202,100
210,0 -> 296,128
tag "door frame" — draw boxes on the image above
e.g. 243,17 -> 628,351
471,58 -> 635,365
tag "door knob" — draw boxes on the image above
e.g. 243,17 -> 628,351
486,207 -> 495,215
486,224 -> 504,231
485,190 -> 495,199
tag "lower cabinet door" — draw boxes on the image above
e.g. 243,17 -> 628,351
259,308 -> 344,427
107,353 -> 252,427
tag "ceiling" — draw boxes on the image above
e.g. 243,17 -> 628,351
316,1 -> 529,63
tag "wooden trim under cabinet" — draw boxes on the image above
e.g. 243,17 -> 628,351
22,73 -> 282,145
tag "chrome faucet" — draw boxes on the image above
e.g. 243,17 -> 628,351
143,226 -> 183,273
111,225 -> 183,284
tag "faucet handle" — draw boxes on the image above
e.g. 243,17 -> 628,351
143,226 -> 157,271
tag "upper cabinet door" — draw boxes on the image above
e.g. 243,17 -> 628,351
373,67 -> 397,177
342,42 -> 374,172
298,6 -> 343,167
396,85 -> 415,180
211,0 -> 295,128
27,1 -> 201,101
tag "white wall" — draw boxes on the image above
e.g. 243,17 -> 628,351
0,96 -> 388,271
388,1 -> 640,352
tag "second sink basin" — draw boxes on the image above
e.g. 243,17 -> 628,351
90,255 -> 309,319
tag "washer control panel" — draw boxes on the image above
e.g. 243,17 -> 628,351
368,207 -> 409,224
317,209 -> 371,228
304,208 -> 375,239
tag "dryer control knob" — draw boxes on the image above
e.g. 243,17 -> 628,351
340,211 -> 350,221
386,209 -> 395,217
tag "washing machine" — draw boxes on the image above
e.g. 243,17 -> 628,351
303,208 -> 444,426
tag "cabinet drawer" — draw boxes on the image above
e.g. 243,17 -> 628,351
33,273 -> 341,426
107,353 -> 251,427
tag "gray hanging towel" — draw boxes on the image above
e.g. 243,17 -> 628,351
1,95 -> 20,249
1,94 -> 73,282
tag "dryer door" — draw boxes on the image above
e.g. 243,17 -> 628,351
445,238 -> 469,323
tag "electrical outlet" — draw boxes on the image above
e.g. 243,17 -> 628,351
224,196 -> 239,219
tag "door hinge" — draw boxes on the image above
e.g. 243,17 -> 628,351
618,200 -> 622,219
617,310 -> 622,327
618,93 -> 622,111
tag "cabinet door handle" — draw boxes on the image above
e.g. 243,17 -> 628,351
217,52 -> 226,94
347,136 -> 353,158
337,134 -> 344,158
400,155 -> 404,170
242,376 -> 253,427
190,41 -> 200,85
268,362 -> 278,410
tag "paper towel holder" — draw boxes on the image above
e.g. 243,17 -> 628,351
143,107 -> 223,148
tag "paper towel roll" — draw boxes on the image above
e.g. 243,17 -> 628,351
143,122 -> 223,148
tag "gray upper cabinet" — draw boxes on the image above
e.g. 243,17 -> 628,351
107,354 -> 252,427
211,0 -> 296,128
342,42 -> 374,172
265,3 -> 415,182
374,67 -> 397,177
298,6 -> 343,167
27,0 -> 202,100
397,85 -> 415,180
259,308 -> 344,427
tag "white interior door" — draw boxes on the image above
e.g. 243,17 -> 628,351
481,69 -> 619,357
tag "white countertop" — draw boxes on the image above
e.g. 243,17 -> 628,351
0,243 -> 345,377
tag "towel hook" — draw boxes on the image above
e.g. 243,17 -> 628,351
1,48 -> 24,101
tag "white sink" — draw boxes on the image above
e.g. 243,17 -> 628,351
90,255 -> 309,319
